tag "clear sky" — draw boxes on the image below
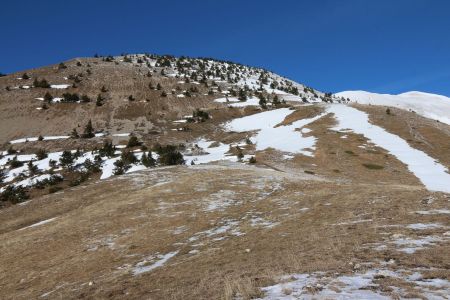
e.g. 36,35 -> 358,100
2,0 -> 450,96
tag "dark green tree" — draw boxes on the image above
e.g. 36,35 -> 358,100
82,120 -> 95,138
59,150 -> 74,168
44,92 -> 53,103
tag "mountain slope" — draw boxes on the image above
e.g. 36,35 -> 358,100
335,90 -> 450,125
0,54 -> 331,145
0,54 -> 449,300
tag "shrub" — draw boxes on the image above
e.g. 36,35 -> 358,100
386,108 -> 391,115
21,73 -> 30,80
362,163 -> 384,170
193,109 -> 210,122
49,186 -> 63,194
9,156 -> 23,168
27,161 -> 39,175
128,95 -> 135,101
155,145 -> 184,166
126,136 -> 141,148
33,78 -> 50,88
38,135 -> 44,141
101,86 -> 107,92
184,90 -> 192,97
249,156 -> 256,164
62,93 -> 80,102
80,95 -> 91,103
35,149 -> 47,160
96,94 -> 103,106
49,159 -> 57,168
69,171 -> 90,187
58,62 -> 67,69
0,186 -> 29,203
7,146 -> 16,155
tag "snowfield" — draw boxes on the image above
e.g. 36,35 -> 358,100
336,90 -> 450,125
214,97 -> 261,107
328,104 -> 450,193
226,108 -> 325,156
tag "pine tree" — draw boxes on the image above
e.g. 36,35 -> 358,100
44,92 -> 53,103
21,73 -> 30,80
81,95 -> 91,103
70,128 -> 79,139
120,150 -> 138,165
35,148 -> 47,160
237,149 -> 244,161
258,94 -> 267,109
101,86 -> 107,93
0,168 -> 5,183
126,136 -> 141,148
156,83 -> 162,90
33,78 -> 50,88
99,141 -> 115,157
59,150 -> 74,168
161,91 -> 168,97
82,120 -> 95,138
113,159 -> 127,175
141,151 -> 156,167
96,94 -> 103,106
28,161 -> 39,175
238,89 -> 247,101
272,95 -> 280,106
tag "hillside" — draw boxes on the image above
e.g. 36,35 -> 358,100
0,54 -> 449,299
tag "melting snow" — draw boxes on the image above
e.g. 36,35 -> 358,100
19,217 -> 57,231
258,268 -> 450,300
226,108 -> 325,156
336,90 -> 450,125
415,209 -> 450,215
132,251 -> 179,275
50,84 -> 71,89
406,223 -> 444,230
214,97 -> 261,107
10,136 -> 70,144
328,104 -> 450,193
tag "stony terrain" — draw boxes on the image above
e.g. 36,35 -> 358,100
0,54 -> 449,299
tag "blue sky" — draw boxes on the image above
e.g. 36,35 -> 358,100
1,0 -> 450,96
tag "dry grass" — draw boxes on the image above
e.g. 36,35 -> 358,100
0,162 -> 448,299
